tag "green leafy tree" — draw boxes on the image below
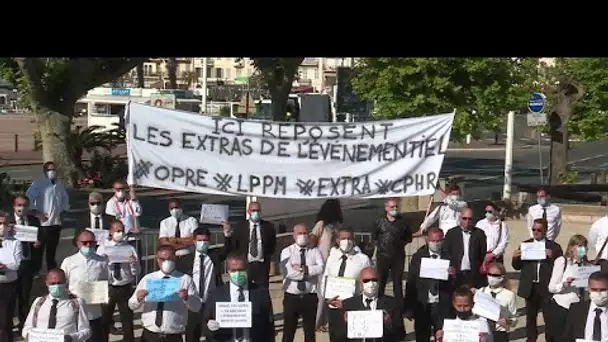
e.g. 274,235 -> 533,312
6,58 -> 147,186
351,58 -> 539,141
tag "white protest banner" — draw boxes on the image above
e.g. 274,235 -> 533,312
347,310 -> 383,339
200,204 -> 229,225
216,302 -> 252,328
104,245 -> 133,264
28,328 -> 64,342
14,225 -> 38,242
324,277 -> 357,300
75,281 -> 109,304
443,319 -> 482,342
126,103 -> 454,199
472,291 -> 501,321
573,265 -> 602,288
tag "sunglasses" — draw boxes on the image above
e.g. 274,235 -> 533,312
361,278 -> 378,283
485,211 -> 494,214
487,273 -> 503,277
80,240 -> 96,246
89,202 -> 101,206
532,228 -> 544,233
461,217 -> 472,221
114,188 -> 126,191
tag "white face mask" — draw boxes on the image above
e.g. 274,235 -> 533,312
115,191 -> 126,200
590,291 -> 608,306
161,260 -> 175,274
170,208 -> 183,218
14,206 -> 25,216
89,204 -> 102,215
112,231 -> 124,242
339,239 -> 353,252
46,170 -> 57,180
487,275 -> 504,287
362,281 -> 379,297
295,234 -> 308,247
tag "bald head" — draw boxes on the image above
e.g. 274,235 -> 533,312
45,268 -> 66,286
293,224 -> 309,246
460,208 -> 473,229
360,267 -> 378,283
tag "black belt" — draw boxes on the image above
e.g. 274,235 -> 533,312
285,292 -> 316,298
110,283 -> 134,289
143,329 -> 182,339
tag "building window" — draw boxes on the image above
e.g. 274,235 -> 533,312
226,68 -> 232,79
236,68 -> 242,77
301,68 -> 308,80
215,68 -> 223,79
195,67 -> 202,78
206,67 -> 212,77
313,68 -> 319,79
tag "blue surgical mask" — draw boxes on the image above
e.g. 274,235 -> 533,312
577,246 -> 587,257
230,271 -> 248,286
485,212 -> 496,221
80,246 -> 92,256
250,211 -> 260,222
537,198 -> 547,206
388,209 -> 399,217
196,241 -> 210,253
48,284 -> 66,298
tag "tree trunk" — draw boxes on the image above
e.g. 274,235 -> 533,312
136,63 -> 145,88
168,58 -> 177,89
36,107 -> 78,186
270,84 -> 291,121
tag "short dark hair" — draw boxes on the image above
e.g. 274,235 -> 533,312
452,286 -> 473,302
109,219 -> 124,229
193,227 -> 211,238
12,194 -> 29,205
447,184 -> 461,193
336,226 -> 354,235
589,271 -> 608,285
537,187 -> 549,195
46,268 -> 66,281
226,252 -> 247,265
485,201 -> 498,211
168,198 -> 181,206
42,161 -> 55,171
426,227 -> 444,237
157,244 -> 176,255
533,218 -> 547,227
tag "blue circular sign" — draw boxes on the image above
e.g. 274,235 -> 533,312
528,92 -> 545,113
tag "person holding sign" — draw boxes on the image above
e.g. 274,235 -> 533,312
404,227 -> 456,342
105,180 -> 141,250
22,269 -> 91,342
60,230 -> 109,342
343,267 -> 403,342
128,245 -> 201,342
420,184 -> 467,235
0,211 -> 23,342
476,202 -> 509,265
280,224 -> 325,342
96,220 -> 139,342
73,192 -> 112,248
435,286 -> 491,342
563,271 -> 608,341
225,201 -> 276,287
203,253 -> 275,342
512,218 -> 563,342
186,226 -> 232,342
159,198 -> 198,275
545,234 -> 593,342
322,226 -> 371,342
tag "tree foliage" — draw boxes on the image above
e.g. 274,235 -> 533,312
351,58 -> 539,141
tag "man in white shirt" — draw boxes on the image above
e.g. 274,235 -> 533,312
280,224 -> 325,342
159,198 -> 197,274
323,226 -> 372,342
588,214 -> 608,261
22,269 -> 91,342
26,161 -> 70,272
128,245 -> 201,342
61,230 -> 109,342
526,187 -> 562,241
105,180 -> 141,240
0,213 -> 23,342
420,184 -> 467,235
564,271 -> 608,341
97,220 -> 139,342
476,202 -> 509,264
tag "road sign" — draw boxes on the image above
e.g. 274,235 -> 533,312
111,88 -> 131,96
150,94 -> 176,109
528,92 -> 545,113
527,113 -> 547,127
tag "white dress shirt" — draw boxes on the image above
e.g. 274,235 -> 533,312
527,203 -> 562,240
0,237 -> 23,283
362,294 -> 378,310
322,247 -> 371,307
585,302 -> 608,340
96,241 -> 139,286
192,250 -> 215,303
22,296 -> 91,342
548,256 -> 582,309
105,197 -> 141,236
589,216 -> 608,260
89,213 -> 104,230
477,286 -> 518,332
128,270 -> 202,334
60,252 -> 109,320
421,204 -> 463,234
159,215 -> 197,256
230,282 -> 251,342
25,177 -> 70,227
461,230 -> 472,271
248,221 -> 264,262
476,218 -> 509,257
428,251 -> 441,304
280,244 -> 325,295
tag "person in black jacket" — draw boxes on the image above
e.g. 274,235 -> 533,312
443,208 -> 487,288
372,198 -> 413,306
563,271 -> 608,341
404,227 -> 455,342
512,218 -> 563,342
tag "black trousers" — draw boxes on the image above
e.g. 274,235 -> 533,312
493,331 -> 509,342
16,260 -> 36,328
175,253 -> 194,276
248,261 -> 270,287
543,298 -> 569,342
0,281 -> 16,342
524,283 -> 549,342
327,307 -> 346,342
89,317 -> 105,342
33,225 -> 62,272
376,253 -> 405,303
186,303 -> 208,342
413,303 -> 443,342
141,329 -> 183,342
102,284 -> 134,342
283,293 -> 318,342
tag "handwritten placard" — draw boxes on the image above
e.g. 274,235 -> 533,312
146,278 -> 180,302
573,265 -> 602,288
104,245 -> 133,264
14,225 -> 38,242
75,281 -> 109,304
521,242 -> 546,260
473,291 -> 501,322
324,277 -> 356,300
443,319 -> 481,342
200,204 -> 229,225
216,302 -> 252,328
28,328 -> 64,342
347,310 -> 383,339
420,257 -> 450,280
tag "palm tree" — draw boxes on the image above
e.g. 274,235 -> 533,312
68,126 -> 115,177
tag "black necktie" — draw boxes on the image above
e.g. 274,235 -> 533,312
199,254 -> 206,295
236,287 -> 245,341
249,225 -> 258,258
594,308 -> 603,341
542,207 -> 548,223
155,275 -> 171,327
365,298 -> 373,310
94,216 -> 100,229
174,221 -> 181,238
430,254 -> 439,295
298,248 -> 307,292
338,255 -> 347,277
490,292 -> 497,299
48,299 -> 58,329
113,263 -> 122,280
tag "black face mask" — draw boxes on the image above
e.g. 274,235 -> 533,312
456,310 -> 473,320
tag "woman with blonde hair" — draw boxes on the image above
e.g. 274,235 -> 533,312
545,234 -> 591,342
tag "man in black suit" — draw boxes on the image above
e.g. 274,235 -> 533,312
443,208 -> 487,288
226,201 -> 277,287
204,253 -> 275,342
404,227 -> 455,342
343,267 -> 403,342
564,271 -> 608,342
186,226 -> 232,342
73,191 -> 112,247
11,195 -> 42,334
512,218 -> 563,342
